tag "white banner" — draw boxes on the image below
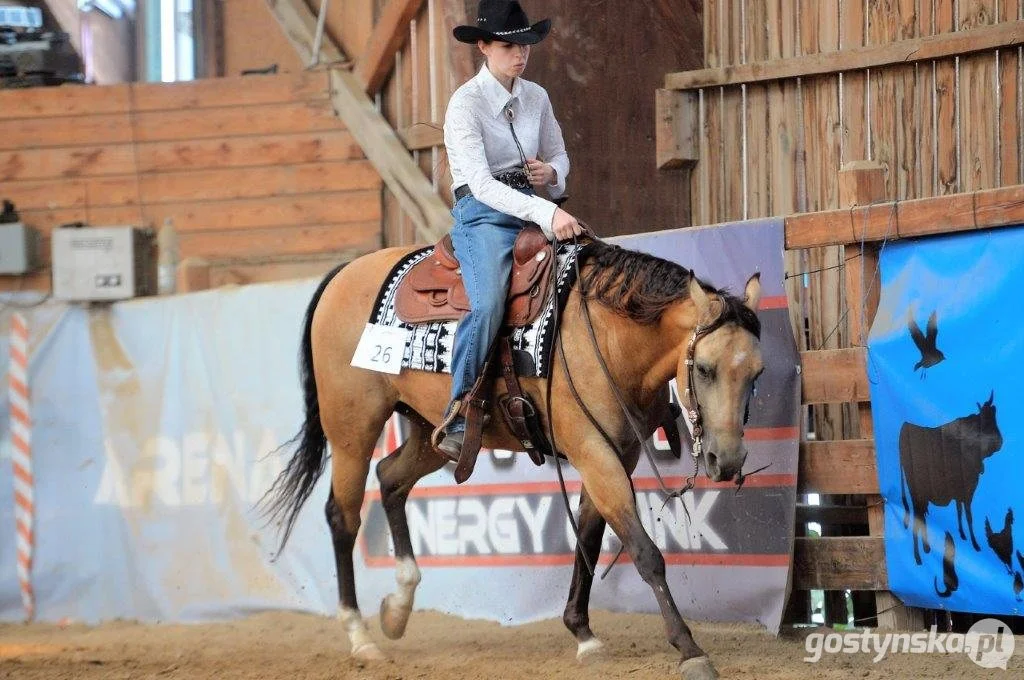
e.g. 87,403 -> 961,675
0,221 -> 798,632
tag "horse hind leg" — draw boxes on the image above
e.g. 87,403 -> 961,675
374,415 -> 445,640
322,388 -> 394,661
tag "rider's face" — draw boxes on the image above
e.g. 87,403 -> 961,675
479,40 -> 530,82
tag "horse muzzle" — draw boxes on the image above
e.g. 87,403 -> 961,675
704,447 -> 746,483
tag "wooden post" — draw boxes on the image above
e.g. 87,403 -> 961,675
839,160 -> 924,631
177,257 -> 212,292
655,89 -> 698,170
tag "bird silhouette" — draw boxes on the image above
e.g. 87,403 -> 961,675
908,309 -> 945,377
984,507 -> 1015,574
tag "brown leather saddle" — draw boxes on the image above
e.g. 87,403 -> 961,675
394,225 -> 555,327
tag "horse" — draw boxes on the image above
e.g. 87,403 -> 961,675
262,238 -> 764,680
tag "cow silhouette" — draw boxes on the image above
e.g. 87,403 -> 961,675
899,392 -> 1002,565
933,531 -> 959,598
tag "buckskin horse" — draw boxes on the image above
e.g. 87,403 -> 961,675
262,238 -> 764,680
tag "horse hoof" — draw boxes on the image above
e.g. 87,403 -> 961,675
576,637 -> 605,664
351,642 -> 386,662
379,594 -> 410,640
679,656 -> 719,680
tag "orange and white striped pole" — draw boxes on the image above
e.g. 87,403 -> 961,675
9,312 -> 34,620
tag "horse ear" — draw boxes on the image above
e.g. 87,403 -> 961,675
987,390 -> 995,407
688,276 -> 711,319
743,273 -> 762,312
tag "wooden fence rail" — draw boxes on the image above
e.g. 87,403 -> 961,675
784,181 -> 1024,623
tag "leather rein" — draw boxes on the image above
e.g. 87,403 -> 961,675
541,227 -> 718,576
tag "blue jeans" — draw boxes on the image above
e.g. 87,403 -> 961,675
448,193 -> 530,423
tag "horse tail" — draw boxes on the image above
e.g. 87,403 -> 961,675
260,263 -> 346,555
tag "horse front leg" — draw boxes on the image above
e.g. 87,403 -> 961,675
563,446 -> 641,663
562,485 -> 609,663
574,443 -> 718,680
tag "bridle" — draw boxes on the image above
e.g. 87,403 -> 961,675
681,321 -> 715,481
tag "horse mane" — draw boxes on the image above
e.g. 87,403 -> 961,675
578,240 -> 761,338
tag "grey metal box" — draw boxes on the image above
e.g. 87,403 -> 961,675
0,222 -> 42,274
51,226 -> 158,301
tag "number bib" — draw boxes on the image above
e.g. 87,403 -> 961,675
350,323 -> 409,375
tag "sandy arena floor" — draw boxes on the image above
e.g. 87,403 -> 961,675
1,610 -> 1020,679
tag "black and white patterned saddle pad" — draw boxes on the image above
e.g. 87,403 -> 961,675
368,242 -> 586,379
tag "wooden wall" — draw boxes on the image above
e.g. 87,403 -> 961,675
694,0 -> 1022,224
690,0 -> 1024,439
222,0 -> 702,244
0,73 -> 381,289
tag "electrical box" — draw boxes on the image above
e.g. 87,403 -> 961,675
0,222 -> 42,274
51,226 -> 158,302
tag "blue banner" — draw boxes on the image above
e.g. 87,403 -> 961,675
869,226 -> 1024,614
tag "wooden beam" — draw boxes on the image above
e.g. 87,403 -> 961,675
328,68 -> 450,242
798,439 -> 879,494
264,0 -> 449,243
666,19 -> 1024,90
785,182 -> 1024,249
800,348 -> 869,404
655,89 -> 698,170
355,0 -> 426,94
795,503 -> 869,526
792,537 -> 887,591
399,123 -> 444,150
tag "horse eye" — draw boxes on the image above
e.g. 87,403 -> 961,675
697,364 -> 714,381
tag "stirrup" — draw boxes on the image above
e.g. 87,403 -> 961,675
431,399 -> 463,457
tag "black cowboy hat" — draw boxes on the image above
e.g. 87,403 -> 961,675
453,0 -> 551,45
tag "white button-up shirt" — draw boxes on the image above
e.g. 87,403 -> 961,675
444,64 -> 570,237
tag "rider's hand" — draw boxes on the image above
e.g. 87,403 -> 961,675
525,159 -> 556,188
551,208 -> 584,241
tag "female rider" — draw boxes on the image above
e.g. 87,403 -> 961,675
437,0 -> 583,459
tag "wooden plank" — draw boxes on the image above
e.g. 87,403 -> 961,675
131,72 -> 330,111
745,0 -> 770,218
868,0 -> 900,199
840,0 -> 868,163
721,2 -> 743,219
0,132 -> 364,182
665,19 -> 1024,89
798,439 -> 879,494
800,348 -> 870,404
265,0 -> 449,243
914,1 -> 938,198
796,503 -> 869,525
792,537 -> 887,590
19,191 -> 381,234
0,100 -> 344,151
4,161 -> 380,211
99,161 -> 381,207
960,1 -> 999,192
178,221 -> 381,259
355,0 -> 425,94
786,182 -> 1024,247
1001,1 -> 1022,187
206,257 -> 349,288
399,123 -> 444,151
655,89 -> 698,170
935,1 -> 959,193
0,84 -> 130,120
